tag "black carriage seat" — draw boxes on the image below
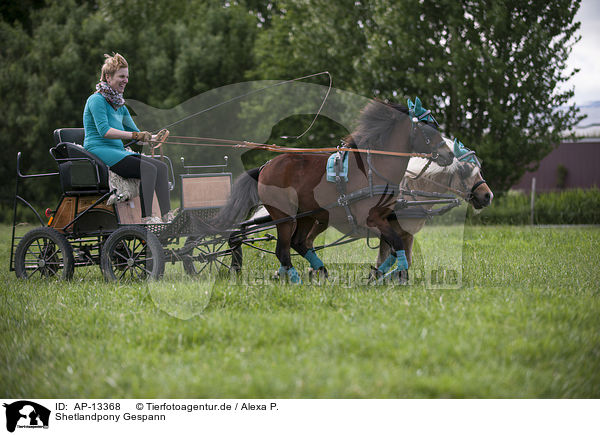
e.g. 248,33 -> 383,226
51,128 -> 110,196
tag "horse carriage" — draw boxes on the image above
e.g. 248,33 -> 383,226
10,127 -> 242,281
9,98 -> 491,283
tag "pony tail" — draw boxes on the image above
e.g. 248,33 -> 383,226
208,168 -> 261,231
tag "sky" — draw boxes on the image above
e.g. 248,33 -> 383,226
567,0 -> 600,106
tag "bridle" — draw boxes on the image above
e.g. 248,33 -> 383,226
411,122 -> 448,162
465,179 -> 488,203
408,111 -> 451,179
406,157 -> 488,204
454,148 -> 488,203
365,113 -> 451,187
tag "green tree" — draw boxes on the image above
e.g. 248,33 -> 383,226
0,0 -> 261,221
0,0 -> 586,224
0,0 -> 106,217
253,0 -> 585,192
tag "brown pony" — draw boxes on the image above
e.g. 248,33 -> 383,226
212,100 -> 454,282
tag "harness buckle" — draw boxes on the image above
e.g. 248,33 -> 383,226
395,199 -> 408,210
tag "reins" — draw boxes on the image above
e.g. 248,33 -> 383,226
148,135 -> 436,159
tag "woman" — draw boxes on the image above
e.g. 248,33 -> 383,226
83,53 -> 172,224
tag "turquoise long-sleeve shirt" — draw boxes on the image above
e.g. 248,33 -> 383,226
83,93 -> 139,166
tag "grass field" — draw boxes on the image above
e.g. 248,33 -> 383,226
1,223 -> 599,398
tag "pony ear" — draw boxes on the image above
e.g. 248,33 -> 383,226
453,138 -> 464,156
414,96 -> 423,113
453,138 -> 479,164
407,98 -> 415,110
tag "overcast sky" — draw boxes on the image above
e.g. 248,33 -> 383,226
567,0 -> 600,106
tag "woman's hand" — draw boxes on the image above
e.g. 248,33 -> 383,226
132,131 -> 152,142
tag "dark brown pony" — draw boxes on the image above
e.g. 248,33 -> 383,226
213,100 -> 454,282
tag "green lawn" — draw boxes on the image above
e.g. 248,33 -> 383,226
1,223 -> 599,398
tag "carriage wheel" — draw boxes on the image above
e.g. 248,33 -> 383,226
100,226 -> 165,281
181,235 -> 242,278
14,227 -> 75,280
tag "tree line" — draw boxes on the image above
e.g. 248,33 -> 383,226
0,0 -> 583,220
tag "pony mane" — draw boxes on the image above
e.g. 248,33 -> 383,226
343,99 -> 440,148
344,100 -> 409,149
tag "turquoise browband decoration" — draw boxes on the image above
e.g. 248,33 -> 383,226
453,138 -> 480,166
407,97 -> 439,127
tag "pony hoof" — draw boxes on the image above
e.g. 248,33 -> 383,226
368,266 -> 383,284
383,270 -> 409,285
309,267 -> 328,282
275,267 -> 302,284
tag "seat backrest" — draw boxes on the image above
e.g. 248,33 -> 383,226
53,128 -> 85,147
52,128 -> 109,194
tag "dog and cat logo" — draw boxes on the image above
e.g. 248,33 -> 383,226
3,401 -> 50,432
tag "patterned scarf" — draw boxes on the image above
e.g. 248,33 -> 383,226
96,81 -> 125,108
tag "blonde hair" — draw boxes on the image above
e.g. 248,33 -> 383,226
100,53 -> 128,82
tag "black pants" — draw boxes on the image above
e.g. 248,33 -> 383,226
111,155 -> 170,218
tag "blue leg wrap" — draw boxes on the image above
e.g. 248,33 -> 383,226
394,250 -> 408,271
287,267 -> 301,284
304,248 -> 324,270
378,253 -> 397,274
278,266 -> 302,284
383,250 -> 408,280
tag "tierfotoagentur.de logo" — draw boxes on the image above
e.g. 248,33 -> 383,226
3,401 -> 50,433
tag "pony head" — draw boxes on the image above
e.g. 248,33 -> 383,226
350,100 -> 454,166
407,137 -> 493,209
449,138 -> 491,209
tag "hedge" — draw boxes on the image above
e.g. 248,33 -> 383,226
466,188 -> 600,225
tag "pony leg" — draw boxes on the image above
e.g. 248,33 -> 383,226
377,237 -> 393,268
390,222 -> 413,283
377,219 -> 413,267
373,236 -> 393,281
305,219 -> 329,249
399,231 -> 414,269
367,209 -> 409,282
266,206 -> 301,284
292,217 -> 328,279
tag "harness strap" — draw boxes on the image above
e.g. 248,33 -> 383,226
366,149 -> 399,187
393,200 -> 461,219
405,169 -> 467,198
325,184 -> 399,211
412,158 -> 433,180
333,150 -> 358,230
367,148 -> 374,197
467,179 -> 488,202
